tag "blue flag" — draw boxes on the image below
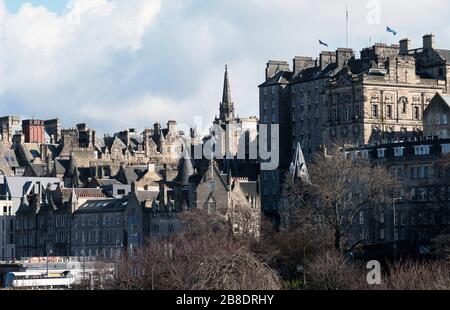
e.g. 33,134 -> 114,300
386,26 -> 397,36
319,40 -> 329,47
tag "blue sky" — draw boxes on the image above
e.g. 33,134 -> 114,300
0,0 -> 450,134
5,0 -> 69,13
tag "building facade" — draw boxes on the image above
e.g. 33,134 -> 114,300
260,33 -> 450,215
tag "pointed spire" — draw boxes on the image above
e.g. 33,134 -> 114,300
289,142 -> 311,184
220,64 -> 235,121
222,64 -> 232,105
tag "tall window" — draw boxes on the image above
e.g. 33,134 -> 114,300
413,106 -> 420,120
386,105 -> 393,119
372,105 -> 379,118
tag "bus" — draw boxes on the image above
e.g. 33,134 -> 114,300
4,270 -> 76,289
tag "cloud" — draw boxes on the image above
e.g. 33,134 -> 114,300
0,0 -> 449,134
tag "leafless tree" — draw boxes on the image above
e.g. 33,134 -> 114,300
106,209 -> 281,290
282,146 -> 398,253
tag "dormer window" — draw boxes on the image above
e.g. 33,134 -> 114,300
394,147 -> 405,157
414,145 -> 431,156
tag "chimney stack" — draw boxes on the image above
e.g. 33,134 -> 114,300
423,34 -> 435,50
399,38 -> 411,55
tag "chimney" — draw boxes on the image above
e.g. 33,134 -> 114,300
265,60 -> 290,80
423,34 -> 435,50
293,56 -> 315,75
319,51 -> 336,70
399,38 -> 410,55
336,48 -> 354,68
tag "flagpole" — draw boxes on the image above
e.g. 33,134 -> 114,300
346,6 -> 349,48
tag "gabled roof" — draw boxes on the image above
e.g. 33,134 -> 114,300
116,166 -> 148,184
258,70 -> 293,87
24,163 -> 47,177
428,92 -> 450,109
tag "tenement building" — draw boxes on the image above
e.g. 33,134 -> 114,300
260,33 -> 450,215
345,137 -> 450,255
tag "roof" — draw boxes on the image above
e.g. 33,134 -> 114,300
75,198 -> 129,214
27,163 -> 46,177
60,188 -> 107,199
259,70 -> 293,87
116,166 -> 148,184
437,49 -> 450,62
3,149 -> 19,168
238,181 -> 259,197
134,190 -> 159,203
91,178 -> 122,186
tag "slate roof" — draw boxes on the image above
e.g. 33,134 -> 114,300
238,181 -> 259,197
26,163 -> 47,177
258,70 -> 293,87
75,198 -> 129,214
437,49 -> 450,62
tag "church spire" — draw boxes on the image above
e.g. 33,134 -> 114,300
220,64 -> 235,121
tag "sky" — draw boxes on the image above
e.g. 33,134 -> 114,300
1,0 -> 450,135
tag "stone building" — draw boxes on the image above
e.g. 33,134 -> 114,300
14,183 -> 107,258
345,137 -> 450,255
260,33 -> 450,215
424,92 -> 450,138
71,198 -> 129,260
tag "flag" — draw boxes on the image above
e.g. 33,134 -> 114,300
319,40 -> 329,47
386,26 -> 397,36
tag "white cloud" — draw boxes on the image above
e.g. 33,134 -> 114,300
0,0 -> 449,134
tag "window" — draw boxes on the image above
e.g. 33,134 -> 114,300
443,114 -> 448,125
379,228 -> 385,240
386,105 -> 393,119
359,211 -> 364,225
394,147 -> 404,157
377,148 -> 386,158
442,144 -> 450,154
414,145 -> 431,155
413,106 -> 420,120
345,106 -> 350,121
376,210 -> 384,225
372,105 -> 379,118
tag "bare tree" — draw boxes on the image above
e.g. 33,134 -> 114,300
106,209 -> 281,290
283,147 -> 398,253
